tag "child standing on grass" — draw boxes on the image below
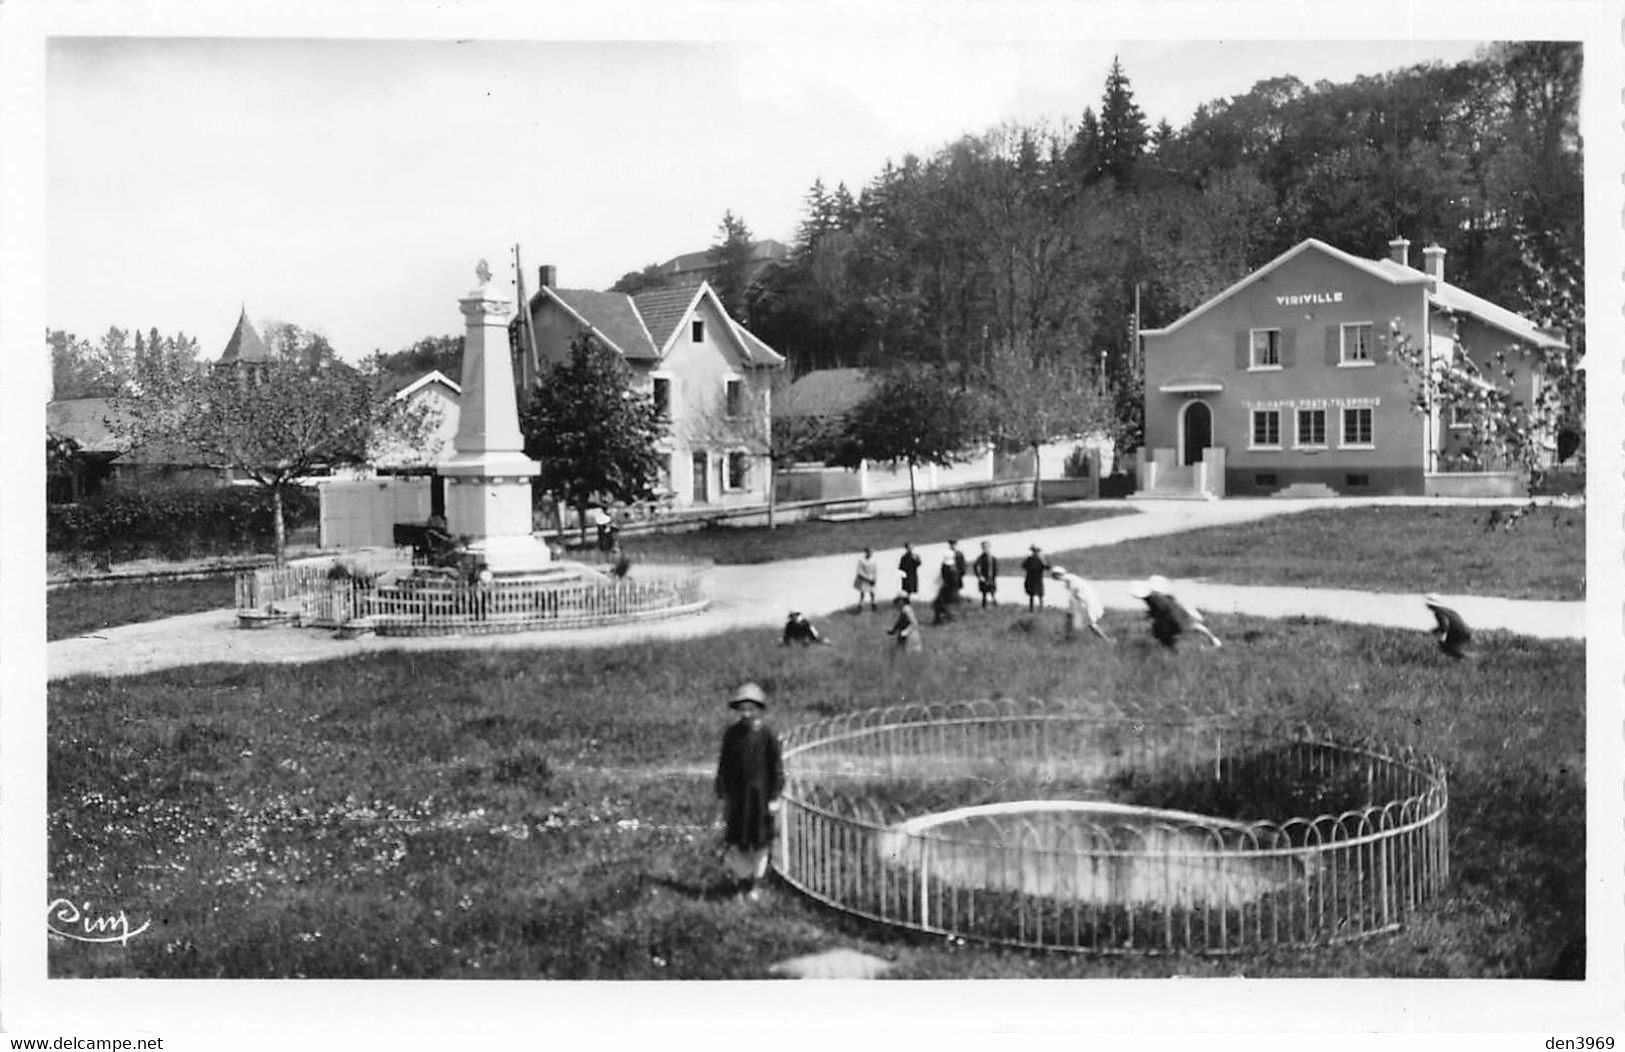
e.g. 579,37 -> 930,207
932,553 -> 963,625
898,543 -> 921,601
1022,544 -> 1049,611
714,682 -> 784,903
853,547 -> 879,612
972,540 -> 999,608
887,595 -> 922,655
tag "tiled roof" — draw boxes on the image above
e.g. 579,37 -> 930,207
779,368 -> 873,418
46,397 -> 129,453
729,319 -> 786,368
633,284 -> 704,351
547,289 -> 659,360
218,308 -> 273,364
540,281 -> 784,368
114,435 -> 224,467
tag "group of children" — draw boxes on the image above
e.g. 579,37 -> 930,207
807,539 -> 1227,654
787,540 -> 1474,659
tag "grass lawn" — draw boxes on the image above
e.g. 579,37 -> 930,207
47,577 -> 238,642
1053,503 -> 1585,600
48,604 -> 1583,979
608,502 -> 1137,565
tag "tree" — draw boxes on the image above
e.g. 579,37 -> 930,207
50,326 -> 202,399
109,355 -> 432,563
980,337 -> 1115,505
708,210 -> 756,320
262,320 -> 340,372
832,364 -> 981,516
48,329 -> 112,399
1095,57 -> 1148,187
371,334 -> 465,384
609,263 -> 671,296
519,331 -> 667,542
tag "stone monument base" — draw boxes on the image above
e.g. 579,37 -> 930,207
464,534 -> 563,576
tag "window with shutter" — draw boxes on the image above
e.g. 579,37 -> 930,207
1340,323 -> 1373,365
1249,329 -> 1282,369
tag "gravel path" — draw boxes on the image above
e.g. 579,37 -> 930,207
47,496 -> 1585,681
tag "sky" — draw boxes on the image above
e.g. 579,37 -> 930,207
43,32 -> 1495,365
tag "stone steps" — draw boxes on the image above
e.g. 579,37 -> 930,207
1271,482 -> 1340,499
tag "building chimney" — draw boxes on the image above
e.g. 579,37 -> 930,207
537,265 -> 556,288
1388,237 -> 1411,267
1422,244 -> 1446,285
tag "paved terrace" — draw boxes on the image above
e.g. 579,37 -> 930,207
47,496 -> 1585,681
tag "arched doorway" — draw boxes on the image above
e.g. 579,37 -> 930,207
1181,401 -> 1212,466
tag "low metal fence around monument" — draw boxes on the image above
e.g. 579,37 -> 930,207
237,551 -> 708,635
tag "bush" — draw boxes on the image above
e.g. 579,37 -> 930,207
46,483 -> 318,566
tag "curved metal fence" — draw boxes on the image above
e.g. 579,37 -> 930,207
776,699 -> 1448,955
237,556 -> 707,635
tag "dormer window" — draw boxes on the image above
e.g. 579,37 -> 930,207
691,319 -> 705,343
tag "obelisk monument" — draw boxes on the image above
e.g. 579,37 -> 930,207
439,259 -> 555,573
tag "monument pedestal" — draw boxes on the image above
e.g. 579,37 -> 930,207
437,261 -> 554,575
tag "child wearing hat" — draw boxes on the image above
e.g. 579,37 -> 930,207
1423,594 -> 1472,659
782,610 -> 829,646
1021,544 -> 1049,612
714,682 -> 784,902
1050,566 -> 1111,641
898,543 -> 922,600
1130,575 -> 1222,649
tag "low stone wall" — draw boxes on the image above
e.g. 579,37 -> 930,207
1424,471 -> 1525,498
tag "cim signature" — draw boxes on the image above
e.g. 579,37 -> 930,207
47,898 -> 151,945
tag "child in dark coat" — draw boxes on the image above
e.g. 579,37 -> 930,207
898,543 -> 922,599
1424,594 -> 1473,659
1130,575 -> 1222,650
782,611 -> 829,646
1021,544 -> 1049,611
972,540 -> 999,608
714,682 -> 784,902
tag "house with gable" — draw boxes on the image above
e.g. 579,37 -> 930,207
1139,237 -> 1568,498
514,266 -> 785,510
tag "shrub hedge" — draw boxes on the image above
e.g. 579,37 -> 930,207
47,483 -> 318,566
